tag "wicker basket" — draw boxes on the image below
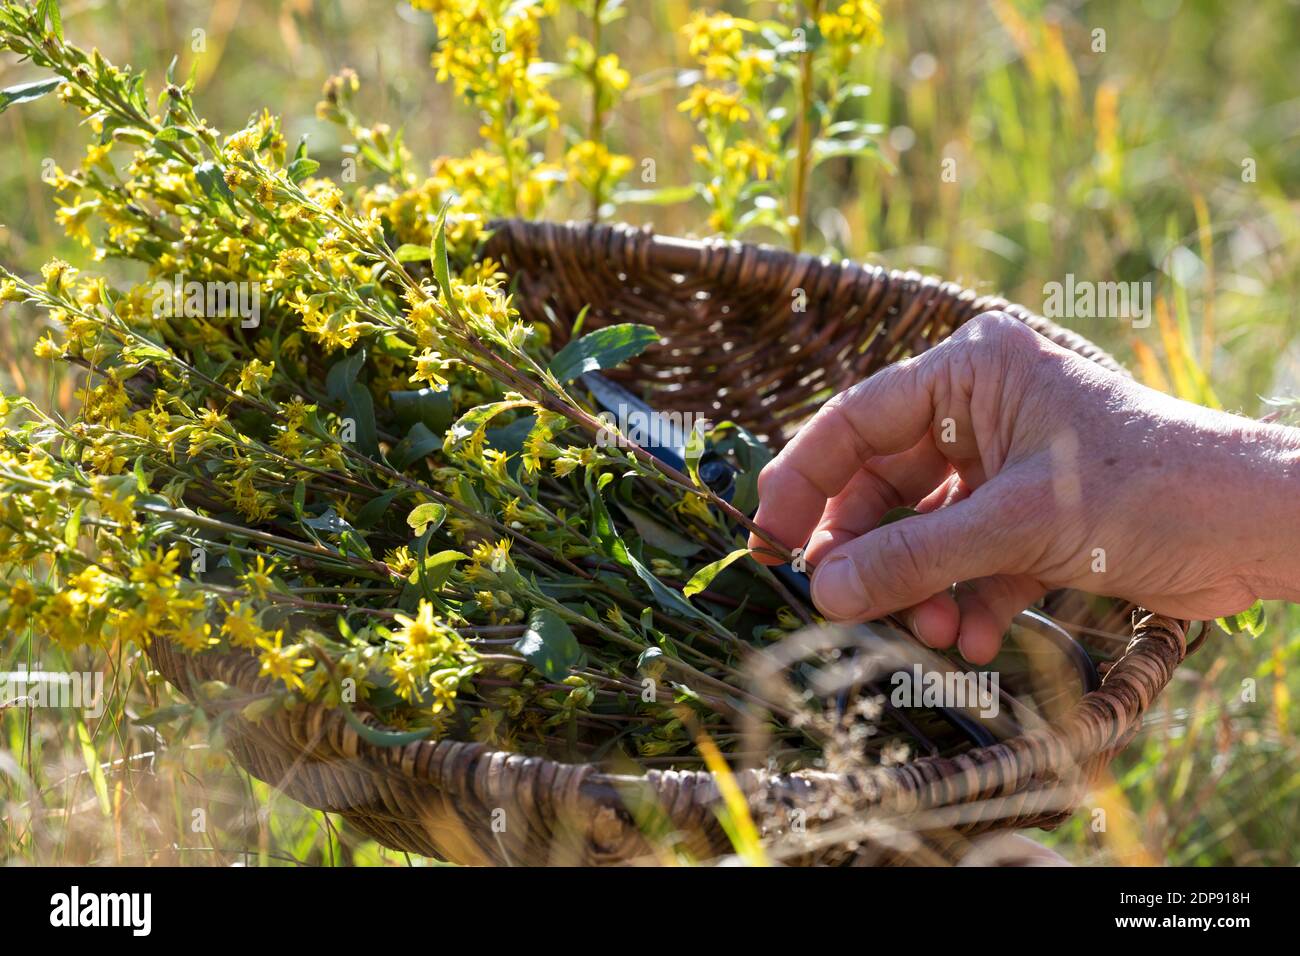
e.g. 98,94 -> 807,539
144,220 -> 1190,865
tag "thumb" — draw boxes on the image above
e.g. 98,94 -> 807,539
809,491 -> 1022,622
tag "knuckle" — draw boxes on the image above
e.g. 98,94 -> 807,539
945,313 -> 1048,405
961,310 -> 1040,357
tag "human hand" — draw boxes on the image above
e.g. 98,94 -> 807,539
748,312 -> 1300,663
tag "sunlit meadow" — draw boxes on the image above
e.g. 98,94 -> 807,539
1,0 -> 1297,866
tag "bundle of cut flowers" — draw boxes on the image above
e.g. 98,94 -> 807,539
0,1 -> 922,773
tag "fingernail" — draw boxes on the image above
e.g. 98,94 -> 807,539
807,529 -> 835,553
905,607 -> 928,644
811,554 -> 866,620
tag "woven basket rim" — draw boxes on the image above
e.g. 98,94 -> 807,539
143,221 -> 1182,862
482,218 -> 1128,382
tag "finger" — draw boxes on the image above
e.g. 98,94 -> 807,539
808,484 -> 1023,623
907,590 -> 961,649
916,472 -> 972,514
955,574 -> 1046,665
804,438 -> 951,565
749,354 -> 941,561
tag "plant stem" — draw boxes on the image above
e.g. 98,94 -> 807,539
790,0 -> 823,252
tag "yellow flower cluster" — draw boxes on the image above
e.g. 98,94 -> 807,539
386,600 -> 477,710
676,12 -> 782,234
819,0 -> 884,61
565,140 -> 633,205
0,4 -> 818,762
416,0 -> 557,115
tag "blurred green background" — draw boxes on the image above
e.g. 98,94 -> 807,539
1,0 -> 1297,865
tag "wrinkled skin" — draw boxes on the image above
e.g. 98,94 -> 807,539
749,311 -> 1300,664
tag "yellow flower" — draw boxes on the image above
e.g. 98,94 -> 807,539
241,555 -> 277,599
222,126 -> 261,158
384,546 -> 416,577
34,334 -> 63,360
411,350 -> 453,389
236,358 -> 275,396
390,600 -> 464,663
108,606 -> 155,647
221,600 -> 264,649
564,140 -> 633,196
92,476 -> 137,527
41,258 -> 76,290
470,707 -> 506,745
819,0 -> 884,53
255,629 -> 313,691
56,200 -> 98,246
131,546 -> 181,589
171,613 -> 216,653
682,12 -> 755,59
4,578 -> 38,627
723,141 -> 777,180
70,566 -> 110,608
596,53 -> 630,92
678,87 -> 750,124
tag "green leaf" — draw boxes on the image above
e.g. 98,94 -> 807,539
712,421 -> 773,515
431,199 -> 457,318
37,0 -> 62,41
877,506 -> 920,527
445,399 -> 530,450
0,78 -> 60,113
684,549 -> 751,597
64,501 -> 83,548
340,701 -> 435,747
514,608 -> 584,681
110,127 -> 151,146
548,323 -> 659,383
569,303 -> 591,338
1216,600 -> 1266,638
394,244 -> 429,263
131,455 -> 150,493
339,528 -> 373,561
326,350 -> 378,456
619,504 -> 703,557
636,646 -> 665,673
303,507 -> 353,535
611,185 -> 699,206
326,349 -> 366,402
344,383 -> 379,455
683,423 -> 706,484
810,136 -> 878,169
412,549 -> 466,592
406,502 -> 447,536
287,157 -> 319,183
193,160 -> 237,212
354,488 -> 401,530
132,703 -> 194,727
76,720 -> 110,817
586,478 -> 716,628
390,387 -> 454,434
389,421 -> 442,470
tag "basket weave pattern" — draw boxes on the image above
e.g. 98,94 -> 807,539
145,221 -> 1186,865
484,220 -> 1125,441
